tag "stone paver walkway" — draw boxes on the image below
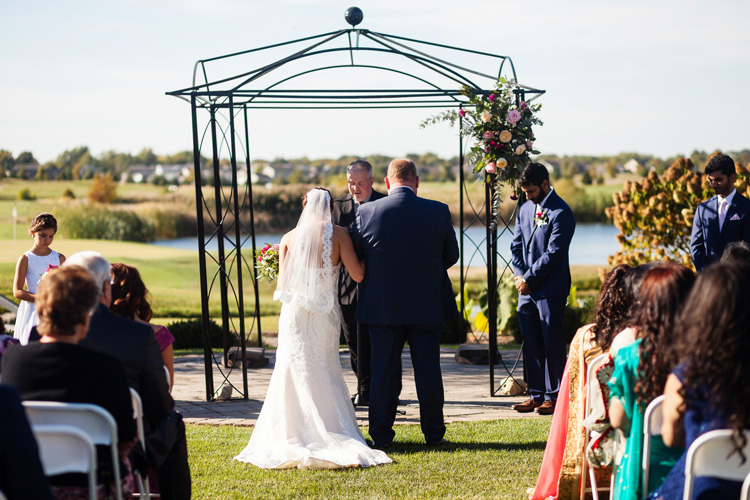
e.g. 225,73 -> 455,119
173,348 -> 550,426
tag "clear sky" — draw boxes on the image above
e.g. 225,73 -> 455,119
2,0 -> 749,164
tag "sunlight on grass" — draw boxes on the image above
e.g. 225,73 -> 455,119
187,419 -> 550,499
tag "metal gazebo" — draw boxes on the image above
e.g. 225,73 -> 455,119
167,8 -> 544,401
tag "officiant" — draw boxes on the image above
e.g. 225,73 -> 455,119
332,160 -> 386,406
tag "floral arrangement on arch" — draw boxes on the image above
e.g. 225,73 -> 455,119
255,243 -> 280,282
422,77 -> 542,222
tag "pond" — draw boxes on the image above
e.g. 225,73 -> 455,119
149,223 -> 619,266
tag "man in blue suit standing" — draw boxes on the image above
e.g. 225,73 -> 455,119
690,153 -> 750,273
355,158 -> 459,448
510,163 -> 575,416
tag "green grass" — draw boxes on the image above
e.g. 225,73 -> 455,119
186,419 -> 550,499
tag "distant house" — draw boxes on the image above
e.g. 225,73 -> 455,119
126,164 -> 192,184
622,158 -> 640,173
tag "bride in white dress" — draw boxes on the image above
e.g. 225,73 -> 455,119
234,188 -> 391,470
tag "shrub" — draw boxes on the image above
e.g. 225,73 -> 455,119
59,205 -> 155,242
167,318 -> 236,350
17,188 -> 35,200
88,173 -> 117,203
61,188 -> 75,199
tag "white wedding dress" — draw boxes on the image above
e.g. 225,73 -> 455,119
234,217 -> 391,470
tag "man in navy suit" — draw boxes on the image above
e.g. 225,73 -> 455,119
510,163 -> 575,416
690,153 -> 750,273
355,158 -> 459,448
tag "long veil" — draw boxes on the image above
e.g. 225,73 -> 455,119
273,188 -> 335,314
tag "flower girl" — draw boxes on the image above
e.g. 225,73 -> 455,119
12,213 -> 65,344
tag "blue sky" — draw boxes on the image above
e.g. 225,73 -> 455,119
2,0 -> 749,164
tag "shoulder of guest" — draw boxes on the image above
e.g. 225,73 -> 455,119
334,192 -> 352,202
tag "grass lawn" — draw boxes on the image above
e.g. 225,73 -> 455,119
187,418 -> 550,500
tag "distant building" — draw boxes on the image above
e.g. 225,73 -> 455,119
622,158 -> 640,173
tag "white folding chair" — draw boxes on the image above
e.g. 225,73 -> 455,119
642,394 -> 665,498
129,389 -> 156,498
684,429 -> 750,500
23,401 -> 123,500
741,471 -> 750,500
32,425 -> 97,500
580,353 -> 610,500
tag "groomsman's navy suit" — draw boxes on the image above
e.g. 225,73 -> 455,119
510,188 -> 575,403
690,189 -> 750,273
355,186 -> 459,446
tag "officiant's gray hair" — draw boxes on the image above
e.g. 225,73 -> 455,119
64,250 -> 112,289
347,159 -> 373,179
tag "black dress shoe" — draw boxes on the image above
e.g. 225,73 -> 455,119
352,394 -> 369,407
426,438 -> 447,447
370,441 -> 391,451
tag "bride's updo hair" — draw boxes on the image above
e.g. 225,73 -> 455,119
302,187 -> 333,212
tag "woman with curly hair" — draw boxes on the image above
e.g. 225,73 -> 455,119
530,264 -> 631,500
608,262 -> 696,500
648,261 -> 750,499
110,263 -> 175,391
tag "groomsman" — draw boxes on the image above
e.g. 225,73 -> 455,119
332,160 -> 386,406
690,153 -> 750,273
510,163 -> 575,416
355,159 -> 459,448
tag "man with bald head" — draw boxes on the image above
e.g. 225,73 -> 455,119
332,160 -> 386,406
354,158 -> 459,448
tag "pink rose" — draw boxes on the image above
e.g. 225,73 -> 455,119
46,264 -> 59,272
459,109 -> 466,117
482,131 -> 493,139
488,94 -> 495,102
485,163 -> 497,174
506,110 -> 522,125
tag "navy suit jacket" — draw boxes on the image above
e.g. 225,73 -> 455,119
354,187 -> 459,325
332,190 -> 386,305
690,191 -> 750,272
510,189 -> 575,298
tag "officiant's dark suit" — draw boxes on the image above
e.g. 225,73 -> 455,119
510,163 -> 575,414
332,170 -> 386,404
690,154 -> 750,273
66,251 -> 191,500
355,159 -> 459,447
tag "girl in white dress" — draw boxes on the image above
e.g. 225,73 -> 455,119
234,188 -> 391,470
12,213 -> 65,345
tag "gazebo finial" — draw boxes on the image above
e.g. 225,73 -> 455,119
345,6 -> 363,27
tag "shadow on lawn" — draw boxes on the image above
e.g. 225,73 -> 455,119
366,440 -> 548,456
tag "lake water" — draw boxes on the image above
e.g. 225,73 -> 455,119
149,223 -> 619,266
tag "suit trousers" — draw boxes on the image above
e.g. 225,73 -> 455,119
368,323 -> 445,445
517,295 -> 567,402
339,303 -> 370,398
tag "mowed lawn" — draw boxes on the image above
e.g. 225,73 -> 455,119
187,419 -> 550,500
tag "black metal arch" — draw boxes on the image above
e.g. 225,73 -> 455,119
168,16 -> 544,401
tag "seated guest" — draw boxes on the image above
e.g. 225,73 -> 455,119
529,264 -> 630,500
608,262 -> 658,357
721,240 -> 750,263
608,262 -> 696,500
648,261 -> 750,499
0,384 -> 53,500
64,251 -> 191,500
110,262 -> 175,391
1,266 -> 136,499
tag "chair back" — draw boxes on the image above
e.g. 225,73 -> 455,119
741,471 -> 750,500
684,429 -> 750,500
580,353 -> 611,500
24,401 -> 123,500
129,389 -> 153,498
642,394 -> 665,497
32,424 -> 97,500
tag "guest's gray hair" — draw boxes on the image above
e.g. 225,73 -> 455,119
64,251 -> 111,288
347,159 -> 374,179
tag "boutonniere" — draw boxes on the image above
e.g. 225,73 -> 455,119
534,209 -> 549,227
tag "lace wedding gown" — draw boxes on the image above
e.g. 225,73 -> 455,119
234,222 -> 391,470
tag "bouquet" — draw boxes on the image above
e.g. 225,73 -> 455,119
255,244 -> 280,282
37,264 -> 59,285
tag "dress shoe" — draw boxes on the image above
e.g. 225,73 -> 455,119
370,441 -> 391,451
535,400 -> 555,416
352,393 -> 369,407
512,398 -> 543,413
425,438 -> 447,447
